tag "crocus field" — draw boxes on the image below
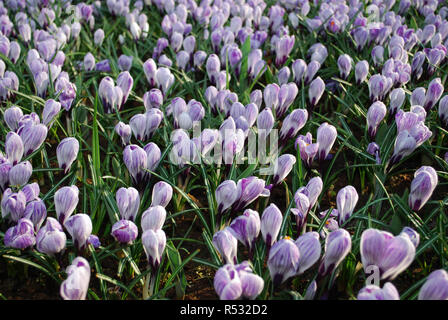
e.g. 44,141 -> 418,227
0,0 -> 447,301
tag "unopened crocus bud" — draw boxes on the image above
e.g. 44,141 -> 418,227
275,35 -> 295,67
295,133 -> 319,167
250,90 -> 263,109
17,123 -> 48,156
9,161 -> 32,187
1,189 -> 26,221
116,187 -> 140,221
337,54 -> 352,79
400,227 -> 420,248
143,58 -> 157,87
410,87 -> 426,106
367,142 -> 381,164
123,145 -> 148,185
64,214 -> 93,250
141,205 -> 166,231
111,219 -> 138,244
304,60 -> 320,85
257,108 -> 274,140
295,232 -> 321,274
318,228 -> 351,276
83,52 -> 95,71
261,204 -> 282,249
308,77 -> 325,107
277,67 -> 290,86
355,60 -> 369,84
279,109 -> 308,144
215,180 -> 238,215
54,185 -> 79,225
60,257 -> 90,300
4,218 -> 36,249
5,132 -> 23,165
24,199 -> 47,232
273,154 -> 296,186
292,193 -> 310,234
143,89 -> 163,110
115,122 -> 132,146
263,83 -> 280,111
4,106 -> 23,131
116,71 -> 133,107
233,176 -> 270,212
176,50 -> 190,70
57,138 -> 79,174
36,217 -> 66,255
213,228 -> 238,264
268,238 -> 300,286
151,181 -> 173,208
292,59 -> 307,85
367,101 -> 387,138
194,51 -> 207,67
229,209 -> 261,253
94,29 -> 105,46
358,283 -> 400,300
408,166 -> 438,211
22,183 -> 40,202
389,88 -> 405,116
142,229 -> 166,269
336,186 -> 359,224
423,78 -> 444,111
439,96 -> 448,126
42,99 -> 61,128
316,122 -> 337,161
118,54 -> 133,71
360,228 -> 415,280
418,269 -> 448,300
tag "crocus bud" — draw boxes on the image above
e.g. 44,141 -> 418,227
213,228 -> 238,264
273,154 -> 296,186
215,180 -> 238,215
279,109 -> 308,144
123,145 -> 148,185
57,138 -> 79,174
142,229 -> 166,269
400,227 -> 420,248
4,218 -> 36,249
94,29 -> 105,46
229,209 -> 261,253
24,199 -> 47,232
358,283 -> 400,300
367,101 -> 387,138
408,166 -> 438,211
418,269 -> 448,300
292,193 -> 310,234
268,238 -> 300,286
5,132 -> 24,165
116,187 -> 140,221
233,176 -> 269,212
360,228 -> 415,280
308,77 -> 325,107
250,90 -> 263,109
261,204 -> 282,249
4,106 -> 23,131
9,161 -> 32,187
263,83 -> 280,111
337,54 -> 352,79
316,122 -> 337,161
194,51 -> 207,67
42,99 -> 61,127
304,60 -> 320,85
143,89 -> 163,110
257,108 -> 274,140
141,205 -> 166,231
111,219 -> 138,244
318,228 -> 351,276
410,87 -> 426,106
295,232 -> 322,274
36,217 -> 66,255
355,60 -> 369,84
423,78 -> 444,111
1,189 -> 26,221
151,181 -> 173,208
22,183 -> 40,202
116,71 -> 133,107
118,54 -> 133,71
64,214 -> 93,250
60,257 -> 90,300
367,142 -> 381,164
277,67 -> 290,86
143,58 -> 157,87
336,186 -> 359,224
439,95 -> 448,126
239,268 -> 264,300
292,59 -> 307,85
54,185 -> 79,225
389,88 -> 405,116
17,123 -> 48,156
115,122 -> 132,146
83,52 -> 95,71
275,35 -> 294,67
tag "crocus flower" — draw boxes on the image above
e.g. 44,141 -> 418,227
118,54 -> 133,71
318,228 -> 352,277
295,133 -> 319,167
64,214 -> 93,250
295,232 -> 322,275
36,217 -> 66,255
389,124 -> 432,165
408,166 -> 438,211
279,109 -> 308,145
232,176 -> 269,212
215,180 -> 238,215
60,257 -> 90,300
277,67 -> 290,86
54,185 -> 79,225
4,106 -> 23,131
17,123 -> 48,156
268,237 -> 300,286
42,99 -> 61,128
367,142 -> 381,164
24,199 -> 47,232
115,122 -> 132,146
111,219 -> 139,244
439,95 -> 448,126
273,154 -> 296,186
367,101 -> 387,138
228,209 -> 261,254
263,84 -> 280,111
4,218 -> 35,249
357,283 -> 400,300
5,132 -> 24,165
116,187 -> 140,221
418,269 -> 448,300
123,145 -> 148,185
337,54 -> 352,79
336,186 -> 359,224
261,204 -> 282,250
151,181 -> 173,208
316,122 -> 337,162
292,59 -> 307,85
213,228 -> 238,264
1,189 -> 27,221
57,138 -> 79,174
389,88 -> 405,116
355,60 -> 369,84
304,61 -> 320,85
423,78 -> 444,111
275,35 -> 294,67
143,89 -> 164,110
141,205 -> 166,231
308,77 -> 325,107
83,52 -> 95,71
94,29 -> 105,46
142,229 -> 166,270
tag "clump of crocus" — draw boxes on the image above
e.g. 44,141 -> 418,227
60,257 -> 91,300
408,166 -> 438,212
214,261 -> 264,300
357,283 -> 400,300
